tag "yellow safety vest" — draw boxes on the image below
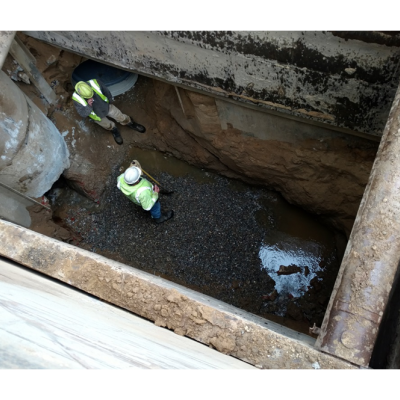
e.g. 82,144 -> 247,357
72,79 -> 109,121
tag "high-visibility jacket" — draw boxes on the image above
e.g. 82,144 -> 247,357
117,175 -> 158,211
72,79 -> 109,121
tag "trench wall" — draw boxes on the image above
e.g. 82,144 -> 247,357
12,32 -> 383,235
132,79 -> 378,236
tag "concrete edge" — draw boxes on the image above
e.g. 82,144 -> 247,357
0,31 -> 16,69
0,219 -> 357,369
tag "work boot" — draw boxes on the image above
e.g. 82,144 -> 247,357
127,118 -> 146,133
154,210 -> 174,224
111,127 -> 123,145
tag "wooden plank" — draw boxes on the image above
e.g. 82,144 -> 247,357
9,38 -> 57,105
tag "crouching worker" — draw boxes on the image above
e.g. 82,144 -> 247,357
117,162 -> 174,224
72,80 -> 146,145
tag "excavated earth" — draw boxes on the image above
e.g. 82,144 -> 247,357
3,33 -> 380,336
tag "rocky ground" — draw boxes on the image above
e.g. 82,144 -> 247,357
46,162 -> 341,336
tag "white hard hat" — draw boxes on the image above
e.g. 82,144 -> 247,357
124,167 -> 141,184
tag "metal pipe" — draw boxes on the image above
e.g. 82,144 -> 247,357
0,181 -> 50,210
0,31 -> 16,69
315,83 -> 400,367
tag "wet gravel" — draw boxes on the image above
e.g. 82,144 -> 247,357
65,167 -> 277,315
60,166 -> 340,330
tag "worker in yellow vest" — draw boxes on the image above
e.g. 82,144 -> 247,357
72,80 -> 146,145
117,161 -> 174,224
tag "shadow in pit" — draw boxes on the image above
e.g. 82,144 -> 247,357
370,259 -> 400,369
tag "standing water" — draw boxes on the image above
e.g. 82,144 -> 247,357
50,147 -> 343,335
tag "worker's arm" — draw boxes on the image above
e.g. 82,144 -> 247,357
139,184 -> 159,211
97,79 -> 113,102
116,174 -> 123,190
73,99 -> 93,118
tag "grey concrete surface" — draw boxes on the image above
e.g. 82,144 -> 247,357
0,257 -> 256,369
0,31 -> 15,69
0,219 -> 357,369
0,69 -> 28,171
24,31 -> 400,136
215,98 -> 352,144
0,183 -> 33,227
0,70 -> 70,197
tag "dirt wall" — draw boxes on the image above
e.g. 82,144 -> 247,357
133,80 -> 378,237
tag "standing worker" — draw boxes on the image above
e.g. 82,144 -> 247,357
72,79 -> 146,145
117,160 -> 174,224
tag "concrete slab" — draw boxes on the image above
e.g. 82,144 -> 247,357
24,31 -> 400,136
0,219 -> 357,369
0,257 -> 256,369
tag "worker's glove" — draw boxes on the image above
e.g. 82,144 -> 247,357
129,159 -> 142,172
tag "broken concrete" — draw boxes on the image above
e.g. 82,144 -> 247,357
0,219 -> 356,369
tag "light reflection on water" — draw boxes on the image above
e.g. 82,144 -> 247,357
259,236 -> 324,297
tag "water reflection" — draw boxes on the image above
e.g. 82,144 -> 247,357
259,234 -> 324,297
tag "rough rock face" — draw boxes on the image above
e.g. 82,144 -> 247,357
143,80 -> 379,237
27,203 -> 72,242
50,111 -> 124,203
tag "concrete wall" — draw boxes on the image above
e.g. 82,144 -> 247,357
25,31 -> 400,137
0,70 -> 70,197
0,257 -> 255,369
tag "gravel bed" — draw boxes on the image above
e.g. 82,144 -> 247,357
63,166 -> 339,329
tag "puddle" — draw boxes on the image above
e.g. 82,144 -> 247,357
259,235 -> 324,298
250,186 -> 341,319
